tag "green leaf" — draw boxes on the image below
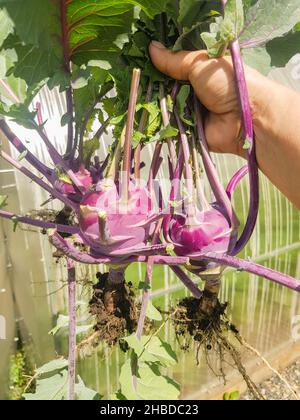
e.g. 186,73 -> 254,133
0,101 -> 38,129
201,0 -> 244,58
56,173 -> 72,186
17,150 -> 28,161
138,281 -> 151,290
267,31 -> 300,68
242,138 -> 252,150
75,376 -> 102,400
222,0 -> 244,40
229,390 -> 240,400
158,124 -> 179,140
36,359 -> 68,376
87,60 -> 112,70
150,124 -> 179,143
60,113 -> 72,127
119,359 -> 180,400
0,0 -> 61,48
83,137 -> 100,164
242,46 -> 271,75
48,315 -> 69,336
178,0 -> 221,28
173,23 -> 207,52
132,131 -> 146,148
112,390 -> 127,400
146,301 -> 162,321
223,392 -> 230,400
0,49 -> 26,107
73,71 -> 110,134
76,324 -> 93,335
23,362 -> 100,400
176,85 -> 194,125
240,0 -> 300,46
11,216 -> 19,232
136,363 -> 180,400
140,336 -> 178,367
48,314 -> 92,336
0,195 -> 8,209
110,113 -> 127,125
72,77 -> 89,90
123,334 -> 144,356
136,100 -> 161,138
2,33 -> 62,87
118,359 -> 137,400
23,371 -> 67,400
242,31 -> 300,77
0,8 -> 14,46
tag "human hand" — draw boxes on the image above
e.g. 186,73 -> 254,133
149,41 -> 270,157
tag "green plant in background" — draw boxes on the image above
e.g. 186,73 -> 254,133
8,349 -> 33,400
223,390 -> 240,400
22,359 -> 101,400
0,0 -> 300,401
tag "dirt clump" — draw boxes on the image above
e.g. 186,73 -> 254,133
173,296 -> 264,400
88,272 -> 138,346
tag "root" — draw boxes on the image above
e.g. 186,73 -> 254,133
236,336 -> 299,400
88,272 -> 138,346
77,272 -> 153,356
217,333 -> 264,400
173,296 -> 265,400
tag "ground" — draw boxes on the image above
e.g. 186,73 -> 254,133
241,359 -> 300,400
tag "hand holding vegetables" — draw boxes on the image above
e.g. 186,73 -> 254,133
150,42 -> 300,210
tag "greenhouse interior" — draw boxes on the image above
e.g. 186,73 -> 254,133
0,0 -> 300,403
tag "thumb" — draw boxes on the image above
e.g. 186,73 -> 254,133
149,41 -> 208,81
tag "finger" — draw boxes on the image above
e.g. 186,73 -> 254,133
149,41 -> 208,81
205,113 -> 243,156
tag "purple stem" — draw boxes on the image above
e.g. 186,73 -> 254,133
194,99 -> 235,224
163,146 -> 185,241
160,83 -> 177,173
201,253 -> 300,293
0,150 -> 77,210
134,81 -> 153,181
226,165 -> 248,200
220,0 -> 226,12
109,243 -> 168,257
36,127 -> 85,193
36,102 -> 50,141
136,257 -> 154,339
136,218 -> 163,360
49,232 -> 112,264
122,69 -> 141,201
0,119 -> 53,181
67,258 -> 76,401
174,108 -> 195,217
34,103 -> 84,192
191,133 -> 210,210
49,231 -> 190,266
65,88 -> 74,157
229,40 -> 259,255
95,118 -> 110,141
148,142 -> 163,188
147,82 -> 180,188
171,266 -> 203,298
0,209 -> 78,235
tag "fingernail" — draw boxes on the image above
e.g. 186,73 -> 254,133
151,40 -> 165,49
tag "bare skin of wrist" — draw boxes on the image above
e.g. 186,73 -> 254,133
149,41 -> 300,209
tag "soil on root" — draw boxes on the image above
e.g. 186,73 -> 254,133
89,272 -> 138,346
173,296 -> 264,400
78,273 -> 153,356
